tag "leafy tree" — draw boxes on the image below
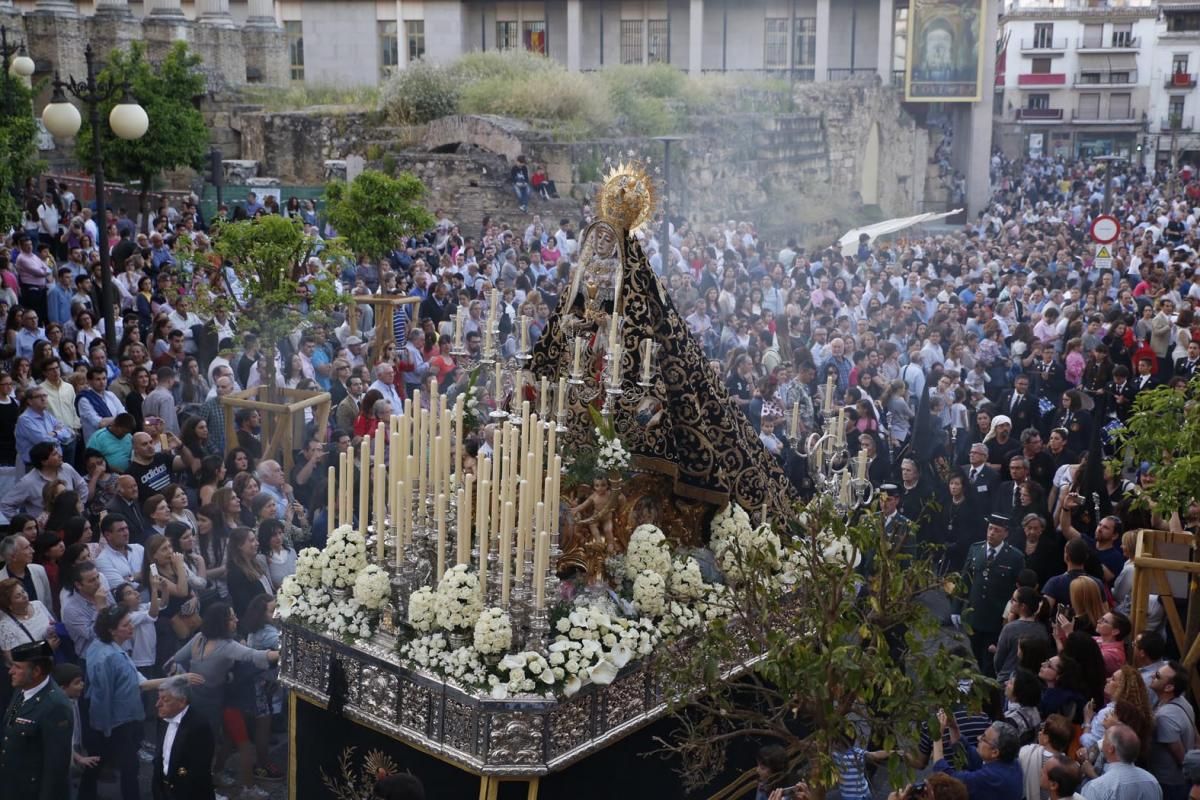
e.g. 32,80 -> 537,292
0,76 -> 43,232
77,41 -> 208,231
196,216 -> 347,398
1112,376 -> 1200,517
652,499 -> 985,794
323,169 -> 434,260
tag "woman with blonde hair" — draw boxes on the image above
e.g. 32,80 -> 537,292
1066,575 -> 1107,636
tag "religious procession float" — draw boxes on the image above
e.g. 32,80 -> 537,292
279,165 -> 862,799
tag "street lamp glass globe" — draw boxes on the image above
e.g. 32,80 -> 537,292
109,101 -> 148,141
42,99 -> 82,139
9,55 -> 34,78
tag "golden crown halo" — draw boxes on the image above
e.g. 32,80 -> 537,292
596,161 -> 657,234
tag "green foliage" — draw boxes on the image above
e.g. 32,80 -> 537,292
77,42 -> 208,191
378,59 -> 459,125
323,169 -> 435,260
0,76 -> 42,232
200,217 -> 348,392
653,499 -> 985,792
1112,375 -> 1200,515
375,52 -> 792,139
242,84 -> 380,112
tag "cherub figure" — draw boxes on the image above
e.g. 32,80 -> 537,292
571,476 -> 626,544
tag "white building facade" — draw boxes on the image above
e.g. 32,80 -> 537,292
994,0 -> 1158,161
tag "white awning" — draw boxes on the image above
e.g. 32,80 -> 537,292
839,210 -> 965,256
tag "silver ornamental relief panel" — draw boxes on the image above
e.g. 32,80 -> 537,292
488,712 -> 544,766
602,674 -> 646,731
400,680 -> 433,736
442,699 -> 477,756
547,696 -> 593,760
357,665 -> 401,725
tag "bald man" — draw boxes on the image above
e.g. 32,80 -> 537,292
126,431 -> 184,502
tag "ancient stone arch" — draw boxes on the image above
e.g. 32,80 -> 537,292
420,115 -> 529,162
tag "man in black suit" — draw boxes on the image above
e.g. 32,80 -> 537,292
1003,374 -> 1040,437
106,474 -> 150,544
1132,355 -> 1160,397
1107,364 -> 1137,424
1175,340 -> 1200,380
994,454 -> 1030,522
153,676 -> 215,800
962,442 -> 1000,504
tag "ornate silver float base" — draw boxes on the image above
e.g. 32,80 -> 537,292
279,622 -> 763,777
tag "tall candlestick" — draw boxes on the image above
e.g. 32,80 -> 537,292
436,493 -> 447,583
358,440 -> 370,537
501,500 -> 514,605
535,530 -> 549,609
454,396 -> 465,479
572,337 -> 583,375
374,463 -> 386,561
556,376 -> 567,418
326,465 -> 336,532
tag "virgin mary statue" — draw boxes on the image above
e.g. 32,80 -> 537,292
530,163 -> 797,524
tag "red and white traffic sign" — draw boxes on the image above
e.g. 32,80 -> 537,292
1090,214 -> 1121,244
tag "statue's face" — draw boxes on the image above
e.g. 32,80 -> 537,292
926,29 -> 952,68
590,223 -> 618,259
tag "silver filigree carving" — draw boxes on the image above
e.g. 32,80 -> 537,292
488,713 -> 544,766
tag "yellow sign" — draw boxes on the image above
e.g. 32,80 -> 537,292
1096,246 -> 1111,259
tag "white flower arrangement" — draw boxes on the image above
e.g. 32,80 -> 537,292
353,564 -> 392,610
473,607 -> 513,655
488,651 -> 556,699
327,598 -> 374,641
321,525 -> 368,589
276,575 -> 303,620
294,547 -> 323,589
710,505 -> 781,582
632,570 -> 667,618
434,565 -> 483,632
625,524 -> 671,580
595,434 -> 631,473
407,586 -> 437,632
668,557 -> 705,600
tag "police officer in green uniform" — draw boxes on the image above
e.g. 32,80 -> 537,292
0,640 -> 73,800
955,513 -> 1025,679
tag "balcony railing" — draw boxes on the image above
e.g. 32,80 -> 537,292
1017,107 -> 1064,121
1075,70 -> 1137,86
1018,73 -> 1067,86
1162,116 -> 1195,132
1076,36 -> 1140,49
826,67 -> 877,81
1166,73 -> 1197,89
1072,109 -> 1139,123
1020,37 -> 1068,51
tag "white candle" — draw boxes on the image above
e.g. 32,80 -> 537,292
572,336 -> 583,375
556,376 -> 567,418
358,439 -> 370,537
436,493 -> 447,583
515,479 -> 528,583
454,309 -> 465,350
539,376 -> 549,419
326,465 -> 336,533
454,395 -> 465,480
856,448 -> 868,481
520,314 -> 529,353
490,430 -> 502,538
456,485 -> 469,566
535,530 -> 549,609
501,500 -> 514,605
608,344 -> 622,388
374,463 -> 386,561
513,371 -> 523,415
494,361 -> 504,407
824,376 -> 834,412
395,481 -> 405,566
476,475 -> 490,549
790,402 -> 800,440
836,408 -> 846,447
641,339 -> 653,383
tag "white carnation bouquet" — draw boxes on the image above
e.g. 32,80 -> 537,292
327,598 -> 374,641
669,556 -> 705,600
595,434 -> 631,473
472,607 -> 513,655
488,651 -> 557,699
294,547 -> 323,589
407,586 -> 437,632
625,524 -> 671,580
353,564 -> 392,610
433,565 -> 483,631
632,570 -> 667,618
321,525 -> 368,589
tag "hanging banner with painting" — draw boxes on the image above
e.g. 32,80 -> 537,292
905,0 -> 986,102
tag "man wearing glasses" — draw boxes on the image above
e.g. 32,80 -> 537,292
1148,662 -> 1195,800
13,389 -> 74,471
930,712 -> 1023,800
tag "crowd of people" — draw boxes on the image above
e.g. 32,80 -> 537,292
3,148 -> 1200,800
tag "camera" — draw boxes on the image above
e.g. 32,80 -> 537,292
905,782 -> 927,800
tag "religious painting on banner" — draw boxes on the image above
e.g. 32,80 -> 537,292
905,0 -> 986,102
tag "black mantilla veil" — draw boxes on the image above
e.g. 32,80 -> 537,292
530,226 -> 799,523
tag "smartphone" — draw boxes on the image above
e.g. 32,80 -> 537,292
150,564 -> 159,579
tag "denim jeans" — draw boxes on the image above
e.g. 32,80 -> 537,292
514,183 -> 530,208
